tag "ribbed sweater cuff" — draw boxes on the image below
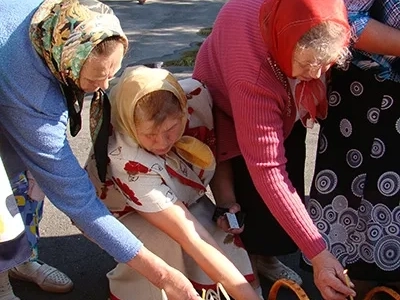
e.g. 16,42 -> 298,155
301,236 -> 326,260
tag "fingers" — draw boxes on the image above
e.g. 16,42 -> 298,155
216,215 -> 244,234
320,285 -> 348,300
328,275 -> 355,297
315,270 -> 356,300
228,227 -> 244,234
228,203 -> 241,214
216,216 -> 230,232
192,291 -> 203,300
338,269 -> 355,288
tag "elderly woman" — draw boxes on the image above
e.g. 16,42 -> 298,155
85,65 -> 260,300
193,0 -> 357,299
0,1 -> 201,299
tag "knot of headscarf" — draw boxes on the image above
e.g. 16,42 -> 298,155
29,0 -> 127,136
111,66 -> 215,170
259,0 -> 350,127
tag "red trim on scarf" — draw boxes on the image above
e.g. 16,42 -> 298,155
165,165 -> 206,191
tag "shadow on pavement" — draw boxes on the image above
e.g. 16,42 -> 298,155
12,235 -> 114,300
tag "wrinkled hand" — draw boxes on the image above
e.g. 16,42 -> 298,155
162,268 -> 202,300
216,203 -> 244,235
311,249 -> 356,300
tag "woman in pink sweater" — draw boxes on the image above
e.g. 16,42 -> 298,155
193,0 -> 356,299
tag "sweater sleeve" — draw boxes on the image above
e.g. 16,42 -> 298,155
0,104 -> 143,263
229,80 -> 326,259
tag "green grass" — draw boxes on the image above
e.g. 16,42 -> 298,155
164,27 -> 212,67
198,27 -> 212,36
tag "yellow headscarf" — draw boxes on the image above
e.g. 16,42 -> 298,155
110,66 -> 214,169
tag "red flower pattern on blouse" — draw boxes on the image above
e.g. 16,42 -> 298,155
189,87 -> 202,96
112,176 -> 142,206
185,88 -> 202,100
124,161 -> 150,175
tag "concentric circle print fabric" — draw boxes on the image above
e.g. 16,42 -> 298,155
304,65 -> 400,281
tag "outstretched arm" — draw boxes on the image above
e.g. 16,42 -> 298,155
126,246 -> 201,300
139,201 -> 259,300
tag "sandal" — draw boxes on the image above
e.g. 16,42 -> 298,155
363,286 -> 400,300
267,279 -> 309,300
9,262 -> 73,293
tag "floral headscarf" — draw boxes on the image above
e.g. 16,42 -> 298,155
29,0 -> 128,136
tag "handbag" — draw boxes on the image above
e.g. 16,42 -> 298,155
267,279 -> 400,300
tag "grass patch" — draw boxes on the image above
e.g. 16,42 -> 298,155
163,27 -> 212,67
198,27 -> 212,36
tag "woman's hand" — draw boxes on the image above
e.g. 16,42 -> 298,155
161,268 -> 202,300
311,249 -> 356,300
139,201 -> 259,300
215,202 -> 244,235
127,246 -> 201,300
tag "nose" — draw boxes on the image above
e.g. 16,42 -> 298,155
310,67 -> 322,79
156,133 -> 171,148
98,79 -> 109,90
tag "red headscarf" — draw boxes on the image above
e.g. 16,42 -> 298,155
259,0 -> 350,127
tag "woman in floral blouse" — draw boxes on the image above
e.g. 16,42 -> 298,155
85,66 -> 260,300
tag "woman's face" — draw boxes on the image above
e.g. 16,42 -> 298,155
79,43 -> 124,92
291,48 -> 335,81
136,115 -> 186,156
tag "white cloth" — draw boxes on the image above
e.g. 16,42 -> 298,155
0,157 -> 24,243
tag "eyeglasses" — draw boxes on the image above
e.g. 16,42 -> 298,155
295,59 -> 334,71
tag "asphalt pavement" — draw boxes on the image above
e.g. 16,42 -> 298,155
11,1 -> 323,299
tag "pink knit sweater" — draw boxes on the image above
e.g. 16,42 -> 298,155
193,0 -> 326,259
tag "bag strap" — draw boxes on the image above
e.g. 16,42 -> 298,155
267,279 -> 310,300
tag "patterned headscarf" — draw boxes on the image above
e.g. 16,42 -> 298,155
29,0 -> 128,136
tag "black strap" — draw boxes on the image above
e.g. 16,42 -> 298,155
90,90 -> 111,182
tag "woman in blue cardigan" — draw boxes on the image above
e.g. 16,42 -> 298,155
0,0 -> 201,299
